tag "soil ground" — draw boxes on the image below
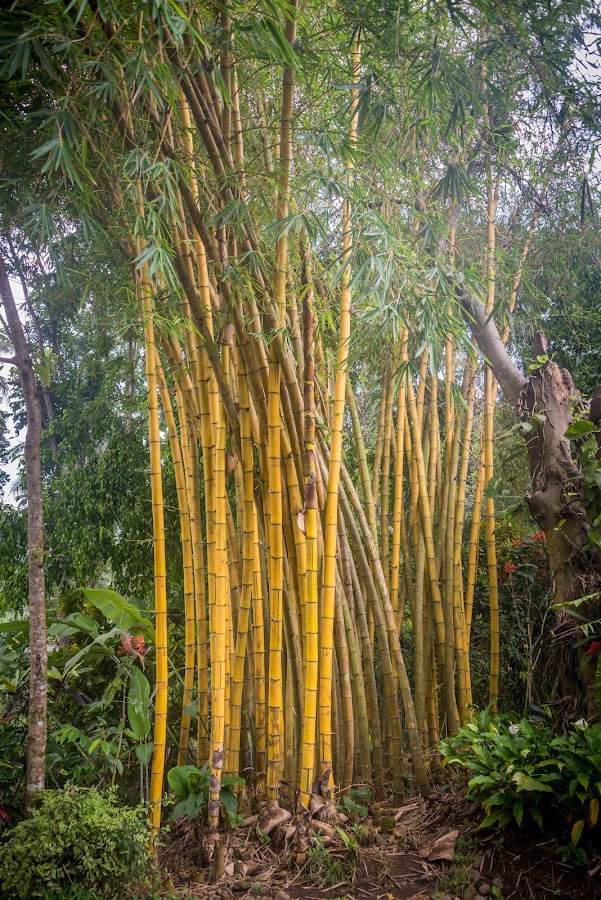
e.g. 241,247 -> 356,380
160,788 -> 601,900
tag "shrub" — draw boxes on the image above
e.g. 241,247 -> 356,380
0,787 -> 155,899
440,708 -> 601,847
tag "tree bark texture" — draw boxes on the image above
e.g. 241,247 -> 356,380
0,254 -> 47,814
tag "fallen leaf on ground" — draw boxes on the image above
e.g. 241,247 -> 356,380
418,829 -> 459,861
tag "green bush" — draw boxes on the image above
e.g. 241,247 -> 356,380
0,787 -> 155,899
440,709 -> 601,846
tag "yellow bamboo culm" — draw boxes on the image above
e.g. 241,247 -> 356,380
197,348 -> 217,762
406,371 -> 458,734
380,368 -> 394,590
479,43 -> 501,714
390,338 -> 407,625
186,425 -> 210,762
299,238 -> 319,809
454,359 -> 477,704
266,2 -> 297,807
319,40 -> 361,799
484,178 -> 500,713
208,363 -> 228,830
252,504 -> 267,781
139,272 -> 168,836
156,364 -> 195,765
372,366 -> 388,508
228,347 -> 255,780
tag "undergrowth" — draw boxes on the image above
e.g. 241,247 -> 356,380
0,786 -> 158,899
440,708 -> 601,864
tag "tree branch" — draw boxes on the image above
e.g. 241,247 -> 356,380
456,286 -> 528,405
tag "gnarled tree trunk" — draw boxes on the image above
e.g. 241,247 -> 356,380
460,288 -> 601,717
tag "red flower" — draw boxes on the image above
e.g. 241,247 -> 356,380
585,641 -> 601,656
131,634 -> 146,654
503,561 -> 518,577
118,633 -> 147,667
530,531 -> 546,542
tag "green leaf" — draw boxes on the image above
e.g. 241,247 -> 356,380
469,775 -> 497,787
63,628 -> 121,672
531,807 -> 543,828
512,772 -> 554,792
513,802 -> 524,826
135,742 -> 154,765
578,772 -> 590,790
188,769 -> 210,793
183,698 -> 199,719
565,420 -> 598,439
221,775 -> 246,787
219,787 -> 238,812
0,620 -> 29,635
185,792 -> 206,819
173,800 -> 188,820
127,667 -> 151,741
167,765 -> 197,799
528,354 -> 548,370
480,811 -> 503,828
48,612 -> 100,639
484,476 -> 506,500
81,588 -> 154,637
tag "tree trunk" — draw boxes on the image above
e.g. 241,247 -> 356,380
459,288 -> 601,716
0,254 -> 47,815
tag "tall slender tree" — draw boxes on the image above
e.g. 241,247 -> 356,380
0,254 -> 46,816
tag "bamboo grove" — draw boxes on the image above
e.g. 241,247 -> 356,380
1,0 -> 598,836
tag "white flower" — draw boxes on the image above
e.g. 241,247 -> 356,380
574,718 -> 588,729
508,724 -> 520,735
